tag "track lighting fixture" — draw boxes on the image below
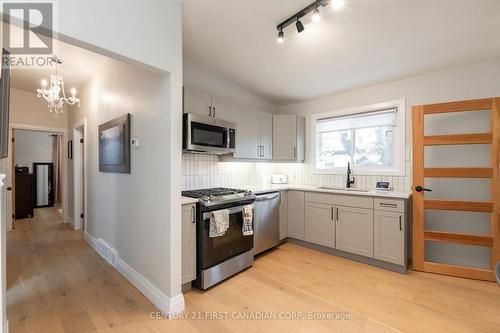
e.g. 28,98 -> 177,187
277,27 -> 284,43
296,18 -> 305,33
276,0 -> 345,43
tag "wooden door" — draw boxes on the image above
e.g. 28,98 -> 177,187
412,98 -> 500,281
305,202 -> 335,248
336,206 -> 374,257
11,129 -> 15,229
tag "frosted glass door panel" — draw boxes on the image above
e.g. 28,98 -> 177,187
424,178 -> 491,201
424,145 -> 491,167
425,241 -> 491,269
424,210 -> 491,236
424,110 -> 491,136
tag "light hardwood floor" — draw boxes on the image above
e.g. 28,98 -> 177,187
7,207 -> 500,332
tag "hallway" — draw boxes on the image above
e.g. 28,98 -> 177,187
6,208 -> 157,332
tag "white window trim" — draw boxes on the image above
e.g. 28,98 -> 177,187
311,99 -> 406,176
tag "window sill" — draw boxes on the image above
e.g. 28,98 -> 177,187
312,168 -> 406,177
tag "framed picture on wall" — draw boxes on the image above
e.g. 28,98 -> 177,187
68,140 -> 73,159
98,113 -> 131,173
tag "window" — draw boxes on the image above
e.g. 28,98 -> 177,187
313,100 -> 405,175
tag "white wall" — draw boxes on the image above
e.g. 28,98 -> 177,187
275,58 -> 500,191
55,0 -> 184,312
14,130 -> 54,173
183,61 -> 276,113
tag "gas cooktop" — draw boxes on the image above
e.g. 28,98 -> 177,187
182,187 -> 255,207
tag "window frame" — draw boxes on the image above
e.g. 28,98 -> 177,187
311,99 -> 406,176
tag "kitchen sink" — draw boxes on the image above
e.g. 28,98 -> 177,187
317,186 -> 370,193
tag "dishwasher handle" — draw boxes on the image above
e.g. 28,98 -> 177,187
255,193 -> 280,201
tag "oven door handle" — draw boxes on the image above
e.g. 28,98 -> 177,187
202,204 -> 254,220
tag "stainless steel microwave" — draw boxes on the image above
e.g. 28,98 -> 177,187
183,113 -> 236,154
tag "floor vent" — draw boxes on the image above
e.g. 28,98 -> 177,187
97,239 -> 118,267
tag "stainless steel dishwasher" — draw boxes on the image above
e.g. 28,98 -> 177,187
254,192 -> 280,255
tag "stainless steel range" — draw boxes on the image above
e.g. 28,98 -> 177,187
181,188 -> 256,289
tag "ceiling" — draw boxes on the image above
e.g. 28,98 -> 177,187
9,30 -> 108,94
182,0 -> 500,106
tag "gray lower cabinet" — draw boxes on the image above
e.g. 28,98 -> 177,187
335,206 -> 374,257
181,203 -> 196,284
374,210 -> 405,265
287,191 -> 305,240
279,191 -> 288,240
305,202 -> 335,248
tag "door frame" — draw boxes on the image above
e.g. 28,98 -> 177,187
6,124 -> 68,230
73,119 -> 87,232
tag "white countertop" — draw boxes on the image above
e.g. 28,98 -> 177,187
181,196 -> 199,205
246,184 -> 412,199
181,185 -> 411,205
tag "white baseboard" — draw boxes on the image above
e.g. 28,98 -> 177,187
84,232 -> 184,315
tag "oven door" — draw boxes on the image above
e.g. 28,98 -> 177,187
200,204 -> 254,269
184,113 -> 236,154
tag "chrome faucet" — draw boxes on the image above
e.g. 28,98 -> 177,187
346,162 -> 355,188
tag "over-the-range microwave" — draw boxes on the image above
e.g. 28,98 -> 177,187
183,113 -> 236,155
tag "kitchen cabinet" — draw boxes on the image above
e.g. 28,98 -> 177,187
336,206 -> 374,257
273,114 -> 305,161
305,202 -> 335,248
181,203 -> 196,284
231,107 -> 273,160
287,191 -> 305,240
279,191 -> 288,240
183,87 -> 231,121
374,210 -> 405,265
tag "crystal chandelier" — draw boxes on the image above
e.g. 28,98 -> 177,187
36,56 -> 80,117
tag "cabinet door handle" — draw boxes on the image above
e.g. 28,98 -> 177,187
208,106 -> 212,117
399,215 -> 402,231
293,147 -> 296,159
192,206 -> 196,223
213,107 -> 216,117
331,207 -> 334,221
380,203 -> 398,208
262,146 -> 265,157
336,207 -> 339,222
257,145 -> 261,157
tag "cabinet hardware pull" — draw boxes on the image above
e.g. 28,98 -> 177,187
262,146 -> 265,157
336,207 -> 339,222
213,107 -> 216,117
380,203 -> 398,208
192,206 -> 195,224
399,215 -> 402,231
293,147 -> 296,159
331,207 -> 334,220
208,106 -> 212,117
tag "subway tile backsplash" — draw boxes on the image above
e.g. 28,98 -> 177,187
182,153 -> 411,192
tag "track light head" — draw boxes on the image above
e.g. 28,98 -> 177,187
312,7 -> 321,23
296,19 -> 305,33
277,28 -> 284,43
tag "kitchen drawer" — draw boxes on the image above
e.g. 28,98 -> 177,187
305,192 -> 373,209
374,197 -> 405,213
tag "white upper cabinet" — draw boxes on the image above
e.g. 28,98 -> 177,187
232,107 -> 273,160
273,114 -> 305,162
183,87 -> 232,121
232,106 -> 261,159
211,96 -> 232,121
260,111 -> 273,159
